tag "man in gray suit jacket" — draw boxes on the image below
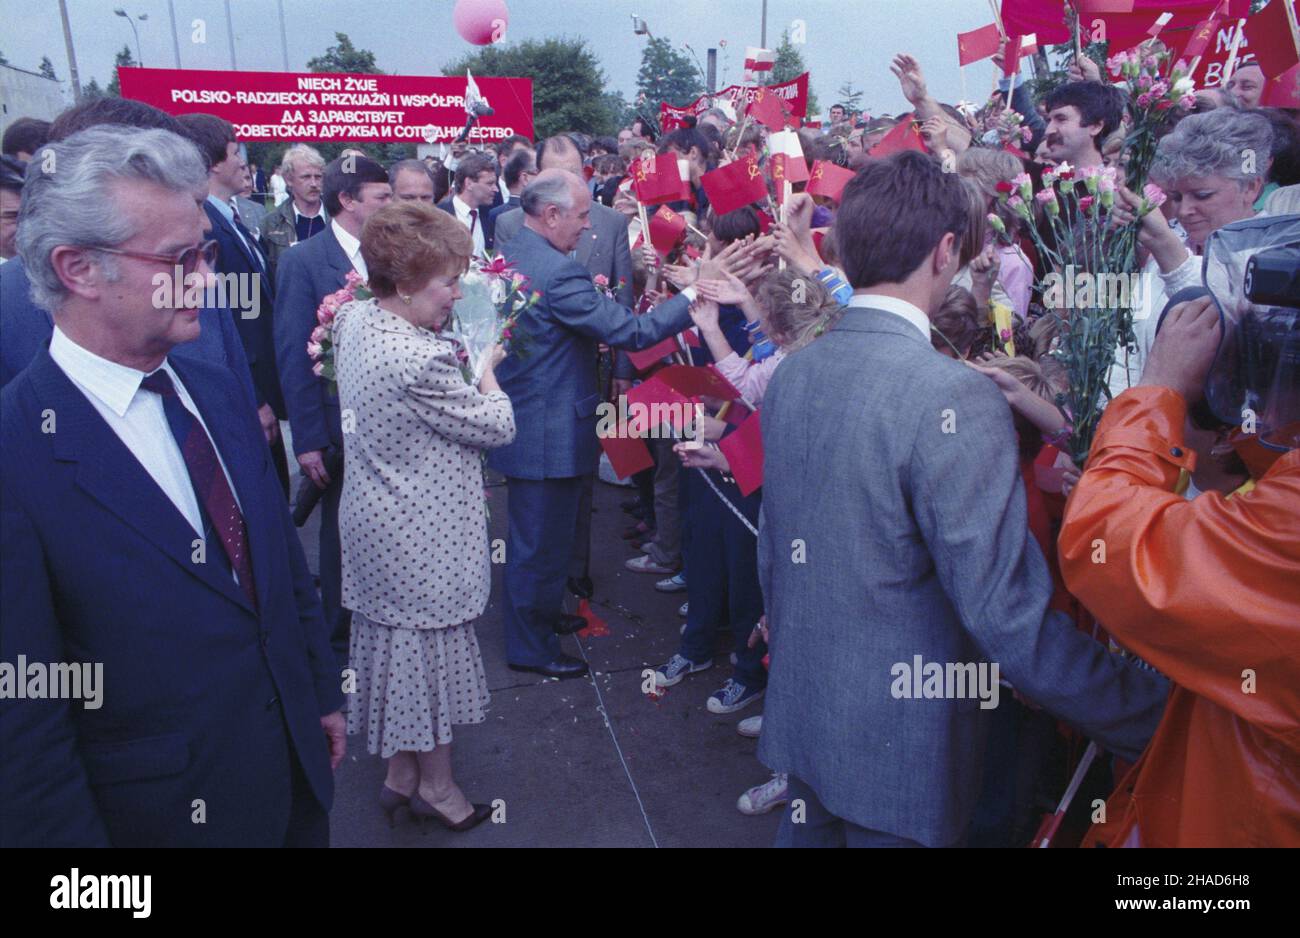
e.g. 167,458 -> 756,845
757,152 -> 1169,847
492,170 -> 709,679
494,135 -> 636,600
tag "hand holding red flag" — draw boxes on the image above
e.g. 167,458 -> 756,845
717,409 -> 765,496
648,205 -> 687,254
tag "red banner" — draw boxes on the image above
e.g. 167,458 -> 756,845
660,73 -> 810,131
117,66 -> 534,143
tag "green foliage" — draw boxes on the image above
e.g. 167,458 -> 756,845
635,36 -> 705,122
82,77 -> 106,100
106,45 -> 137,97
446,36 -> 618,139
307,33 -> 380,74
835,80 -> 863,112
38,56 -> 58,81
765,30 -> 817,117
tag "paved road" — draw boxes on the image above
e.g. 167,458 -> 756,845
298,470 -> 782,848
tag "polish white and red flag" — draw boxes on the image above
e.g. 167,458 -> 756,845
744,47 -> 775,71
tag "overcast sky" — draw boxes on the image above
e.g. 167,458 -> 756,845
1,0 -> 1011,118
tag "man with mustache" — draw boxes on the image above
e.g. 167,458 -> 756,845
1039,81 -> 1124,170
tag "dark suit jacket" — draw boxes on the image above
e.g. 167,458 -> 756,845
436,195 -> 495,252
203,200 -> 285,417
490,226 -> 693,480
492,202 -> 634,306
0,257 -> 257,405
0,349 -> 343,846
488,195 -> 520,229
273,225 -> 351,456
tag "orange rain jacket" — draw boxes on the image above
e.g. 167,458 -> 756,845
1059,387 -> 1300,847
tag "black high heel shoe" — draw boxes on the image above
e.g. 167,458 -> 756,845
409,794 -> 493,832
379,786 -> 412,828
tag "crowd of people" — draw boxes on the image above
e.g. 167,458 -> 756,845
1,30 -> 1297,848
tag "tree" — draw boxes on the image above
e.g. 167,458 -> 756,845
106,46 -> 137,97
83,77 -> 106,100
834,81 -> 863,112
635,36 -> 704,124
446,36 -> 618,139
765,30 -> 817,117
38,56 -> 58,81
307,32 -> 380,74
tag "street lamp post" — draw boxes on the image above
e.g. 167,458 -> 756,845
113,8 -> 147,66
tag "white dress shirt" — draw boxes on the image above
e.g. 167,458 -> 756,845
847,293 -> 932,342
49,326 -> 242,540
451,193 -> 488,258
498,175 -> 511,205
331,219 -> 367,279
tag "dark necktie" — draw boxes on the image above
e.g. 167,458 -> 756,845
468,208 -> 478,238
142,370 -> 258,612
233,214 -> 266,274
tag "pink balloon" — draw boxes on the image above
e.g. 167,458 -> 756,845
453,0 -> 509,46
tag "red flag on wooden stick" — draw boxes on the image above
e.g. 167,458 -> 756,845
648,205 -> 687,254
717,409 -> 765,496
631,152 -> 691,206
701,157 -> 769,215
598,428 -> 654,479
958,23 -> 1003,65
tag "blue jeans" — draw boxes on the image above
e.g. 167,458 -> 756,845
678,469 -> 766,688
775,776 -> 926,848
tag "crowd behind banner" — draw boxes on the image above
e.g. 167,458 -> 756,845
1,16 -> 1298,848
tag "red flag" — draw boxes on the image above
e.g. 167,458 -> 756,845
768,129 -> 809,189
648,205 -> 686,254
958,23 -> 1003,65
598,427 -> 654,479
868,119 -> 927,157
747,85 -> 791,131
626,330 -> 695,372
700,157 -> 769,215
805,160 -> 856,202
1261,61 -> 1300,107
1003,34 -> 1025,76
1181,5 -> 1225,58
1243,0 -> 1300,79
1002,0 -> 1250,50
1077,0 -> 1136,12
631,152 -> 691,206
744,47 -> 775,71
654,364 -> 742,401
625,375 -> 694,432
575,597 -> 610,638
717,410 -> 765,496
1147,11 -> 1174,36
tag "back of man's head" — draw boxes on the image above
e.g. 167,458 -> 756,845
49,98 -> 185,144
322,154 -> 389,215
503,147 -> 537,189
175,113 -> 236,170
835,151 -> 971,290
536,135 -> 583,176
3,117 -> 52,158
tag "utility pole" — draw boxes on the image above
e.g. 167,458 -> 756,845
707,48 -> 717,94
168,0 -> 181,67
761,0 -> 768,49
277,0 -> 291,70
58,0 -> 82,101
224,0 -> 238,69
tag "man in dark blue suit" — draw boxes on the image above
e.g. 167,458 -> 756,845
274,155 -> 392,670
1,125 -> 345,847
492,170 -> 715,678
178,113 -> 291,495
488,147 -> 536,230
436,151 -> 498,257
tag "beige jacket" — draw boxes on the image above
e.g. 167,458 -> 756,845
334,299 -> 515,629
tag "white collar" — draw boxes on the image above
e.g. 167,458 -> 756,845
293,201 -> 325,222
451,194 -> 481,220
49,325 -> 178,418
846,293 -> 931,342
331,219 -> 361,258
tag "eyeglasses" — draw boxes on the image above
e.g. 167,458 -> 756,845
94,239 -> 220,276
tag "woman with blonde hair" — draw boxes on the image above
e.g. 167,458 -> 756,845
956,147 -> 1034,320
333,201 -> 515,832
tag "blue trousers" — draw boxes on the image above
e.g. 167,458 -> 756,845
503,476 -> 583,666
679,469 -> 766,687
319,472 -> 350,674
775,776 -> 926,848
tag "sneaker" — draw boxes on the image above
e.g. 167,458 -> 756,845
678,601 -> 689,617
654,653 -> 713,687
737,773 -> 788,816
655,572 -> 687,593
625,554 -> 678,575
707,678 -> 765,714
737,715 -> 762,738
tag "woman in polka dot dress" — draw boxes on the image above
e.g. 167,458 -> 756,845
334,202 -> 515,832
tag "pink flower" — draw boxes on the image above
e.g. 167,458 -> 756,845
1149,80 -> 1169,98
1143,55 -> 1159,70
1137,74 -> 1152,91
1143,183 -> 1167,209
1034,188 -> 1056,205
593,274 -> 610,288
1078,195 -> 1096,213
1136,92 -> 1153,108
1179,94 -> 1197,110
316,305 -> 335,325
307,341 -> 323,358
311,361 -> 324,377
310,324 -> 329,344
344,270 -> 364,287
481,254 -> 512,276
999,328 -> 1012,342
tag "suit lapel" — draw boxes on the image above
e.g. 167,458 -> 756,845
322,226 -> 353,283
33,352 -> 255,615
205,202 -> 272,301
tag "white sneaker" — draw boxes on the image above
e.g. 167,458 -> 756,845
737,715 -> 762,738
737,773 -> 788,815
678,601 -> 689,617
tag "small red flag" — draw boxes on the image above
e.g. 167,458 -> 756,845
1003,33 -> 1025,77
575,597 -> 610,638
598,426 -> 654,479
1181,8 -> 1223,59
805,160 -> 856,202
958,23 -> 1002,66
1261,61 -> 1300,108
625,375 -> 694,433
654,364 -> 742,401
768,130 -> 809,189
700,157 -> 769,215
626,330 -> 695,372
648,205 -> 687,254
868,119 -> 927,157
631,152 -> 692,206
717,409 -> 765,496
747,86 -> 792,131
